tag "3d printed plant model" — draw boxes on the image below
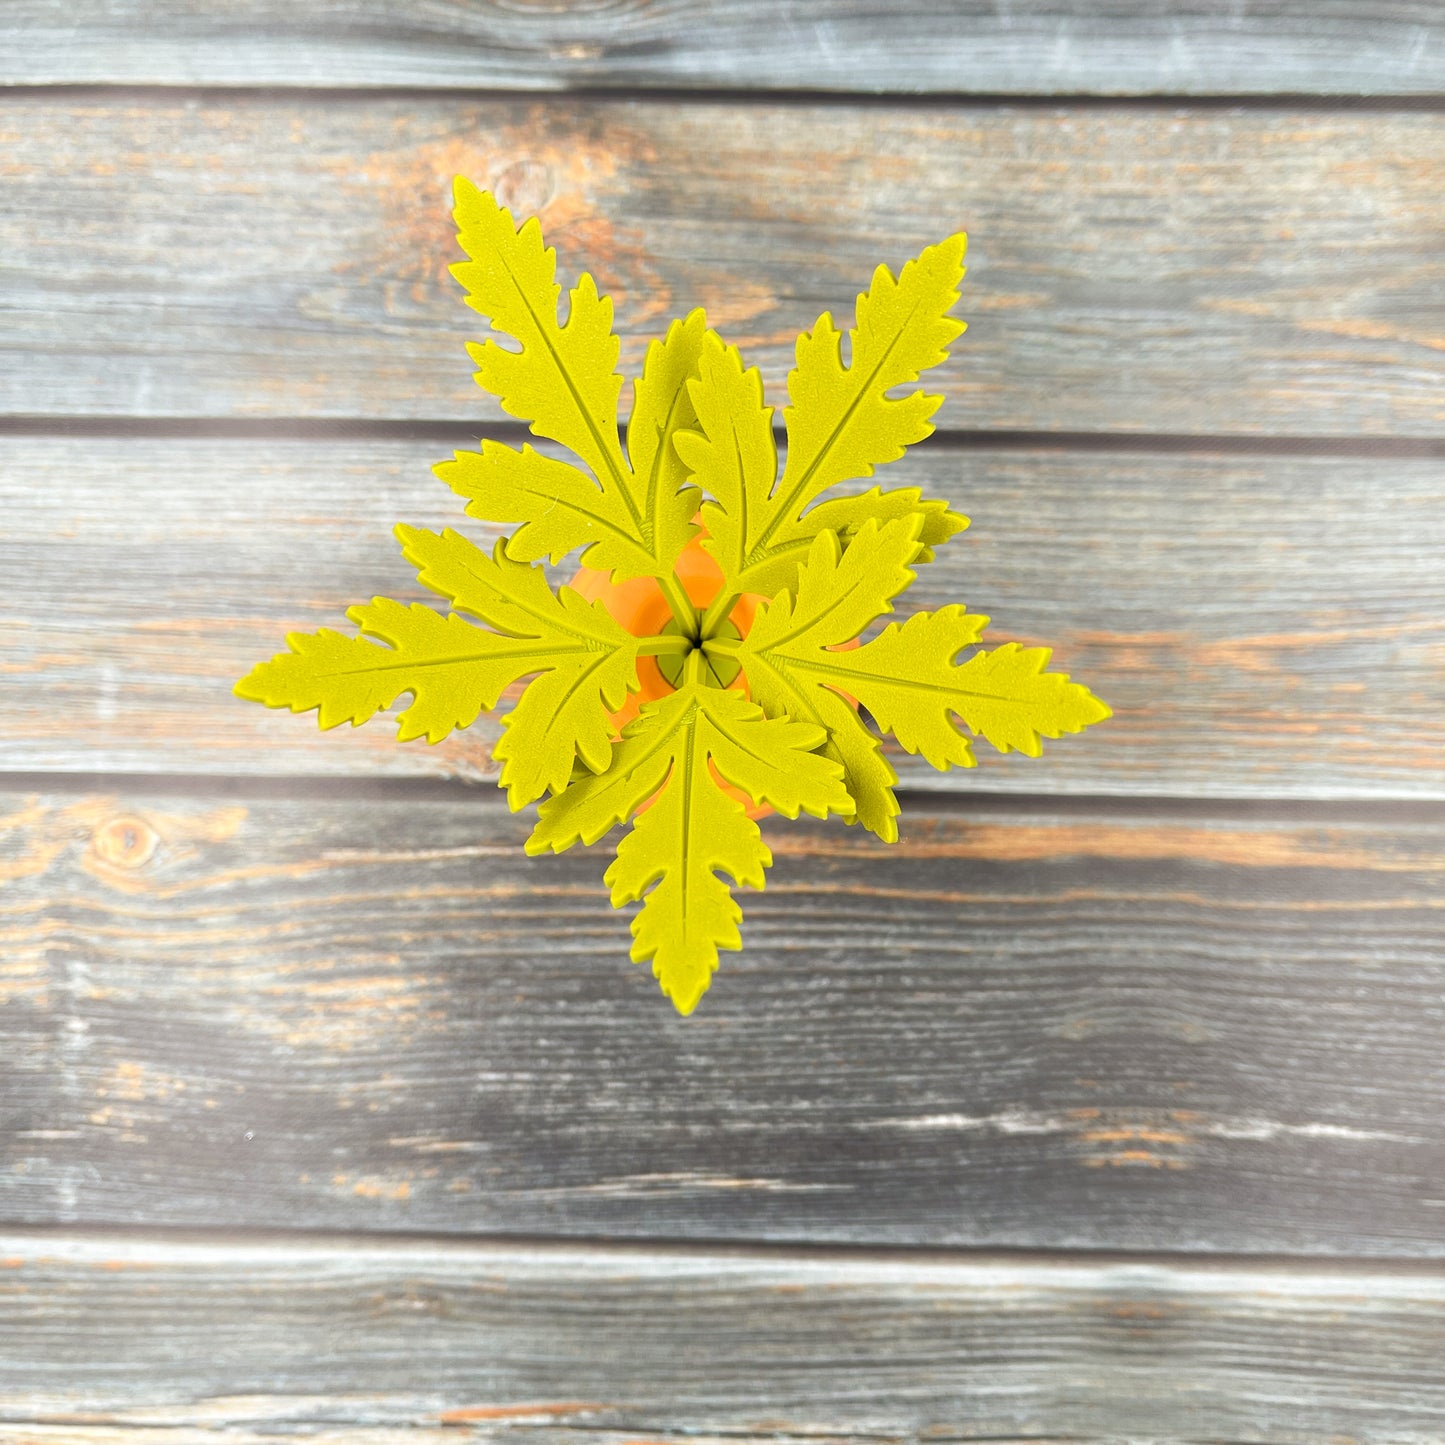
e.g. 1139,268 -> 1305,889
237,179 -> 1110,1015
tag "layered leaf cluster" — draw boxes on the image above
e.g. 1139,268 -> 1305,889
436,182 -> 706,583
236,179 -> 1110,1015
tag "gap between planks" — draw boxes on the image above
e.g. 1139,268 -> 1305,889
5,782 -> 1444,1251
5,1221 -> 1445,1280
6,771 -> 1445,826
2,83 -> 1445,110
2,416 -> 1444,458
3,0 -> 1441,100
5,1224 -> 1444,1441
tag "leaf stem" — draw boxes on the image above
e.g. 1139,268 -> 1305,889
703,634 -> 742,657
684,647 -> 705,686
700,589 -> 739,639
659,572 -> 699,639
637,633 -> 694,657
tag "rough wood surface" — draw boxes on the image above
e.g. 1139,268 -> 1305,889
1,100 -> 1441,435
5,437 -> 1442,799
5,8 -> 1442,1429
3,1231 -> 1445,1441
4,786 -> 1444,1252
4,1 -> 1441,94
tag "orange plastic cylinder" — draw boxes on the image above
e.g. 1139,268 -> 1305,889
568,533 -> 770,818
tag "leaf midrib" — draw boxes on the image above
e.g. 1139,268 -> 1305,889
777,650 -> 1023,703
753,297 -> 922,562
438,547 -> 625,654
494,255 -> 643,546
516,467 -> 649,560
319,639 -> 595,679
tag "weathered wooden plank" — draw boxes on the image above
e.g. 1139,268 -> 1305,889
1,100 -> 1440,435
3,1232 -> 1445,1441
4,437 -> 1443,798
0,1432 -> 886,1445
4,787 -> 1445,1252
3,0 -> 1441,94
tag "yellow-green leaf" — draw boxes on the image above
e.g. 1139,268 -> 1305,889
438,182 -> 704,580
783,235 -> 966,502
735,516 -> 923,841
672,331 -> 779,593
624,307 -> 710,572
802,484 -> 968,565
451,179 -> 624,487
396,524 -> 641,807
235,597 -> 527,746
740,520 -> 1111,810
234,525 -> 639,807
675,236 -> 968,598
435,439 -> 655,576
805,684 -> 905,844
889,635 -> 1114,762
528,681 -> 854,1014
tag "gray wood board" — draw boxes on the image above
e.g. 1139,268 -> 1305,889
2,1 -> 1442,95
4,786 -> 1445,1253
4,437 -> 1443,799
3,1232 -> 1445,1441
1,100 -> 1441,435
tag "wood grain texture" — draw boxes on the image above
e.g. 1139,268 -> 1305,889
4,786 -> 1445,1252
5,437 -> 1443,798
4,1232 -> 1445,1442
4,0 -> 1442,94
1,100 -> 1441,434
4,8 -> 1441,1425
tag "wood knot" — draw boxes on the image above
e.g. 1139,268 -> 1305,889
93,814 -> 159,870
491,159 -> 554,219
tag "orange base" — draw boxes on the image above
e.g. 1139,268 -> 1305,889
568,532 -> 771,818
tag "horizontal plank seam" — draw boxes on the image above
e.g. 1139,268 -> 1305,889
2,417 -> 1442,459
0,1427 -> 1090,1445
0,82 -> 1442,111
6,772 -> 1445,824
2,1222 -> 1444,1278
0,1421 -> 1095,1444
